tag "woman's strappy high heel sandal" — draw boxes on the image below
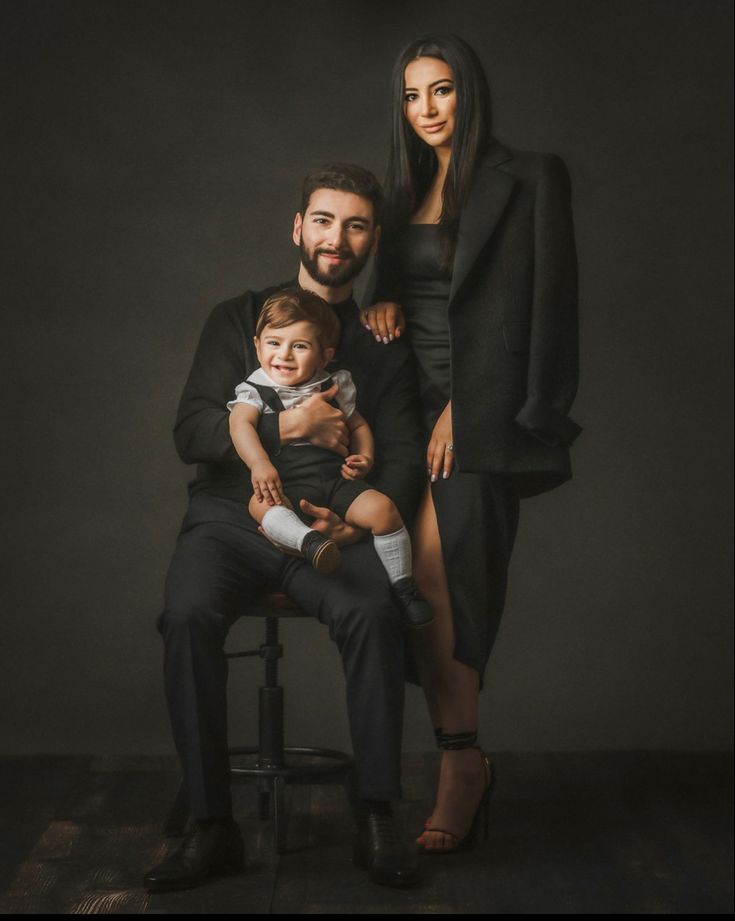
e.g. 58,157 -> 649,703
417,730 -> 496,854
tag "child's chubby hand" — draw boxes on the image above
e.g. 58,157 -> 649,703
251,461 -> 286,506
341,454 -> 373,480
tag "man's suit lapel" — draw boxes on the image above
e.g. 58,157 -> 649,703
449,142 -> 515,307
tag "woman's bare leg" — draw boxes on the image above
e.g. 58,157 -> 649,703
412,484 -> 489,849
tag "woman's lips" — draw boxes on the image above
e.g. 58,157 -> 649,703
421,121 -> 447,133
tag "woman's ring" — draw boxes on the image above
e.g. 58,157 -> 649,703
447,443 -> 454,452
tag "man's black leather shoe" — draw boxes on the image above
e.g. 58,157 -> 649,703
353,806 -> 420,888
143,820 -> 244,892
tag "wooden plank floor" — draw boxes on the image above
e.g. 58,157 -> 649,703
0,752 -> 731,914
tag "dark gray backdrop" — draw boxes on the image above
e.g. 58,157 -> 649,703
2,0 -> 732,755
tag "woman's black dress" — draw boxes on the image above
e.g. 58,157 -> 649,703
398,225 -> 520,683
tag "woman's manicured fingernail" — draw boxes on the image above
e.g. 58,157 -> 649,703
375,335 -> 381,342
443,471 -> 448,479
389,334 -> 393,341
431,474 -> 437,482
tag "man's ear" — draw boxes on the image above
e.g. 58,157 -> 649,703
293,212 -> 303,246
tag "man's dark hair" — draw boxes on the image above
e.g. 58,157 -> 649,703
300,162 -> 384,226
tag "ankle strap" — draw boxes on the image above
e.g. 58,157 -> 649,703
436,730 -> 478,750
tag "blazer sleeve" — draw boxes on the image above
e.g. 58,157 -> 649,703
514,154 -> 582,447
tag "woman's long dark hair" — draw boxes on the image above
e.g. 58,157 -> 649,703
383,33 -> 492,248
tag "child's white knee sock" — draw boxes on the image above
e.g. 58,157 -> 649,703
372,526 -> 412,584
261,506 -> 311,551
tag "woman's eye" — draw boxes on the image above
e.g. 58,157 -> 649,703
403,92 -> 418,103
435,84 -> 453,96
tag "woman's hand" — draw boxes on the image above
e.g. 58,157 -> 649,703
358,301 -> 406,344
427,402 -> 455,482
251,461 -> 286,506
299,499 -> 365,546
340,453 -> 373,480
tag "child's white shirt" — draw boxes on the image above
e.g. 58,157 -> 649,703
227,368 -> 357,419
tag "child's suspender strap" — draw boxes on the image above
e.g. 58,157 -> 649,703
250,376 -> 337,414
249,382 -> 285,414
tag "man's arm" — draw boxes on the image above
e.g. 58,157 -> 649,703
174,299 -> 253,464
270,387 -> 349,456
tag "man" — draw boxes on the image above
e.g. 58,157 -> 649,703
144,164 -> 424,891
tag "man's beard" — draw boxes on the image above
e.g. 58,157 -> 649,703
299,240 -> 371,289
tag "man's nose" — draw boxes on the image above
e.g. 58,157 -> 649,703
326,223 -> 346,248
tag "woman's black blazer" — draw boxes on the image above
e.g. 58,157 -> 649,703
373,140 -> 582,498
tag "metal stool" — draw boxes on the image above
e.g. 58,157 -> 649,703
164,591 -> 354,853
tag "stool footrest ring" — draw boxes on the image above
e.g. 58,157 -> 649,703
229,745 -> 352,783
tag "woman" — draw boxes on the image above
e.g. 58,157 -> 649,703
360,34 -> 581,853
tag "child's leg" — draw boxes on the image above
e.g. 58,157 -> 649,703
250,495 -> 340,574
248,493 -> 293,524
346,490 -> 434,628
344,489 -> 404,536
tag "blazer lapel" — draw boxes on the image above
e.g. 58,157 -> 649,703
449,142 -> 515,305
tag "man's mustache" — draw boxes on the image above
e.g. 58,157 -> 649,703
316,247 -> 352,259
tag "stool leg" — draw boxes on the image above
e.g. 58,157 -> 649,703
272,775 -> 287,853
258,687 -> 285,769
258,787 -> 270,820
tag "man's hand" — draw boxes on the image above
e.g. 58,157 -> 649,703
299,499 -> 365,546
340,453 -> 373,480
358,301 -> 406,343
282,385 -> 349,456
251,461 -> 286,506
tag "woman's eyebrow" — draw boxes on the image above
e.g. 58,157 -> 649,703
404,78 -> 454,92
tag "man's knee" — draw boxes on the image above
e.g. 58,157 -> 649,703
325,581 -> 402,647
157,598 -> 230,645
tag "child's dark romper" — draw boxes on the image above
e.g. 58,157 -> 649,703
250,378 -> 370,524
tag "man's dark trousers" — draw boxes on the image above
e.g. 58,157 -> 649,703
158,492 -> 406,820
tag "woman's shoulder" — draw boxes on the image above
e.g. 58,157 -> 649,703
481,141 -> 570,183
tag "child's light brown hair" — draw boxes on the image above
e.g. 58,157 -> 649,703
255,287 -> 340,351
